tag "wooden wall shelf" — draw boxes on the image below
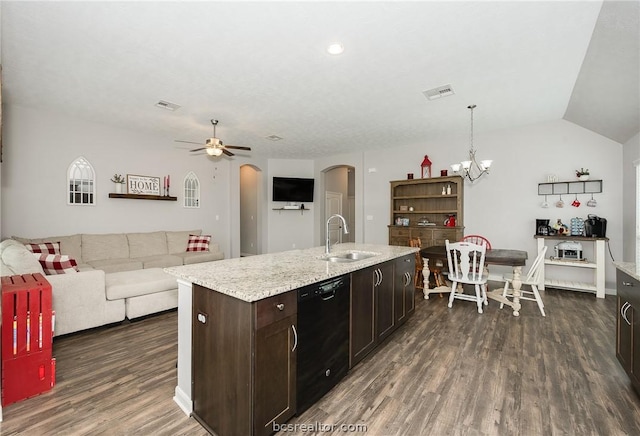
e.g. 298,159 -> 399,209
109,193 -> 177,201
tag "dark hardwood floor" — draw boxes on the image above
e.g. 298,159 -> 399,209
1,286 -> 639,435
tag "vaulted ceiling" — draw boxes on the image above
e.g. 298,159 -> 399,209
1,1 -> 638,159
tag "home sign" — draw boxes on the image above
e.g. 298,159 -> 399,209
127,174 -> 161,195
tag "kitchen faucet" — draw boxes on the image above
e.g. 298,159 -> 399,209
326,214 -> 349,254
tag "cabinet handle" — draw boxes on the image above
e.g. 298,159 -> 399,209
373,269 -> 380,287
378,269 -> 383,286
404,271 -> 411,286
622,281 -> 634,287
622,302 -> 631,326
276,303 -> 285,311
291,325 -> 298,352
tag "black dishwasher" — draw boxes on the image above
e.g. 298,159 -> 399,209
296,275 -> 350,415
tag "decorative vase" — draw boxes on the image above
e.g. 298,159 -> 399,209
578,175 -> 589,181
115,183 -> 123,194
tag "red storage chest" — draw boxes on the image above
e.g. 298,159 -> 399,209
1,273 -> 56,406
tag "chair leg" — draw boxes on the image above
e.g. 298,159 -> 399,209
531,285 -> 546,317
474,284 -> 483,314
482,283 -> 488,305
448,281 -> 457,308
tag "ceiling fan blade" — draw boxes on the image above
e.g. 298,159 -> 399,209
190,147 -> 208,152
222,149 -> 235,157
175,140 -> 204,145
224,145 -> 252,151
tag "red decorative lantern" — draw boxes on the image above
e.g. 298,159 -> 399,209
421,155 -> 432,178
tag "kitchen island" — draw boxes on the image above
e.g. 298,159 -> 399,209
165,243 -> 417,436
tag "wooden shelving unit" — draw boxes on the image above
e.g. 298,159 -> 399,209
108,193 -> 177,201
535,235 -> 607,298
388,176 -> 464,247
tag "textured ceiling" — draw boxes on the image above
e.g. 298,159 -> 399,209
1,1 -> 637,159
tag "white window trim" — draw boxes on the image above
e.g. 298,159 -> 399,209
67,156 -> 96,206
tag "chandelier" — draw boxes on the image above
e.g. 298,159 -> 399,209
450,104 -> 492,182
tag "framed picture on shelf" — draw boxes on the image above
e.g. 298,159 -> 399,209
126,174 -> 161,195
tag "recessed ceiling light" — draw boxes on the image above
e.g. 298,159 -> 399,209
327,43 -> 344,55
266,135 -> 283,141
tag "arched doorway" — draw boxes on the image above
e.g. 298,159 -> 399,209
323,165 -> 356,245
240,165 -> 261,256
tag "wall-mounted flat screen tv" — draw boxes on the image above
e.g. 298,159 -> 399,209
272,177 -> 315,202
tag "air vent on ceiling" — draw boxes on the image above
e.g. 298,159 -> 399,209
154,100 -> 181,111
265,135 -> 283,141
422,84 -> 455,101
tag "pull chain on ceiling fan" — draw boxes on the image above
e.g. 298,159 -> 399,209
175,119 -> 252,157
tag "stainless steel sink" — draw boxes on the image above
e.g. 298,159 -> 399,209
321,251 -> 378,263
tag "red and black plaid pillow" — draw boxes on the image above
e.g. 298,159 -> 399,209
34,253 -> 79,275
186,234 -> 211,252
25,242 -> 61,255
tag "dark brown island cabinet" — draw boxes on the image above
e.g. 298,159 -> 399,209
616,269 -> 640,392
350,255 -> 416,368
191,253 -> 416,435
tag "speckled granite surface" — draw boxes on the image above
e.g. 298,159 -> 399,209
165,243 -> 418,302
615,262 -> 640,282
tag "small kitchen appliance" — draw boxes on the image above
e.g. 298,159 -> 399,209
554,241 -> 584,260
584,214 -> 607,238
444,215 -> 456,227
536,219 -> 551,236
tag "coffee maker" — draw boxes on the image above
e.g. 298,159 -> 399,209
536,219 -> 551,236
585,215 -> 607,238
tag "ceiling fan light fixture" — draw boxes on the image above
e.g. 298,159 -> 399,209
206,147 -> 223,157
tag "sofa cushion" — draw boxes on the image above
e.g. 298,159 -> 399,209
82,233 -> 129,262
87,258 -> 143,274
127,231 -> 168,258
106,268 -> 178,300
35,253 -> 79,275
0,239 -> 45,276
176,251 -> 225,265
187,234 -> 211,252
135,254 -> 183,269
14,234 -> 83,264
26,242 -> 61,255
166,230 -> 202,254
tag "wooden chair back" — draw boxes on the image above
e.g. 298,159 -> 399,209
445,240 -> 487,284
460,234 -> 492,250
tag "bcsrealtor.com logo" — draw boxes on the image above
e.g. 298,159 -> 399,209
273,422 -> 368,433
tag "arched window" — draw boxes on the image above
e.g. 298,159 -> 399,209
67,156 -> 96,205
184,171 -> 200,208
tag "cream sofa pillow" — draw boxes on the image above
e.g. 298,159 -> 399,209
0,239 -> 45,275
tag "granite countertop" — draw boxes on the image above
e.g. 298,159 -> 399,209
615,262 -> 640,282
165,243 -> 418,302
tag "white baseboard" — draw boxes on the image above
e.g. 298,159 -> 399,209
174,386 -> 193,416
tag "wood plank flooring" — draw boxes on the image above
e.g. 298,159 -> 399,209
1,286 -> 639,435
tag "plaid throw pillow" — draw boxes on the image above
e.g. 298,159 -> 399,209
34,253 -> 79,275
26,242 -> 61,255
186,234 -> 211,252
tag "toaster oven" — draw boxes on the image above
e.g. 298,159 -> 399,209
554,241 -> 583,260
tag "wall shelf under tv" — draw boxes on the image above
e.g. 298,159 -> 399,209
273,207 -> 309,214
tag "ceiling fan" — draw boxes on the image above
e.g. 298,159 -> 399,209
175,119 -> 251,157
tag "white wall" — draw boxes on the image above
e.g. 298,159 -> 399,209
1,105 -> 232,257
622,132 -> 640,262
266,159 -> 315,253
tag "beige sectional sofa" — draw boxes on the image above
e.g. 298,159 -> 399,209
0,230 -> 223,336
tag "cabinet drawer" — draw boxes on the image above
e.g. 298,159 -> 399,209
389,227 -> 411,238
256,291 -> 297,329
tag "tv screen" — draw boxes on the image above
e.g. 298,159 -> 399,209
273,177 -> 315,202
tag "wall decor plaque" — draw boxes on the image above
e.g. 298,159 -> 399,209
127,174 -> 161,195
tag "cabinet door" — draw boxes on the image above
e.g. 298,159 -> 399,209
394,254 -> 415,324
616,294 -> 633,374
254,315 -> 297,436
350,267 -> 376,367
376,262 -> 396,342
